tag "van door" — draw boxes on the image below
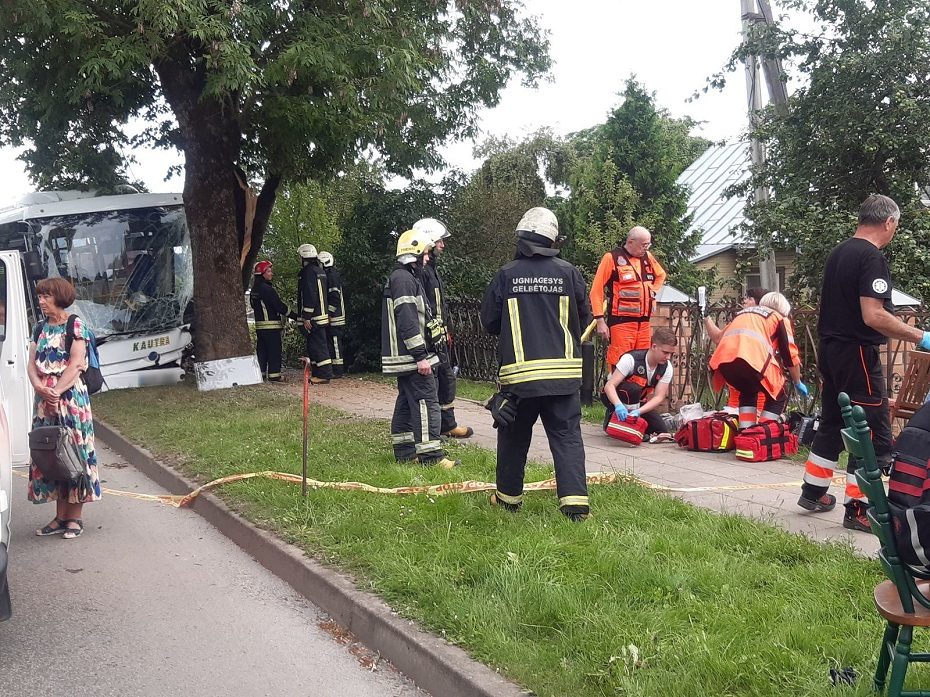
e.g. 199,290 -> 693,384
0,251 -> 34,465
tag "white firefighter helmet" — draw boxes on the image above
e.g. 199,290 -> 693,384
297,243 -> 318,259
412,217 -> 450,244
515,207 -> 559,242
318,251 -> 334,268
395,229 -> 433,264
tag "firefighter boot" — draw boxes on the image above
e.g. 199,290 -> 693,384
443,426 -> 474,439
842,501 -> 872,532
310,376 -> 331,385
490,492 -> 522,513
560,505 -> 591,522
797,493 -> 836,513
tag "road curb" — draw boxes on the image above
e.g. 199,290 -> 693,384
95,419 -> 528,697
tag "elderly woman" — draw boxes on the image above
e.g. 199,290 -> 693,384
27,277 -> 101,539
709,292 -> 808,430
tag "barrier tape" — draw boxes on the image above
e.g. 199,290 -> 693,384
14,469 -> 850,508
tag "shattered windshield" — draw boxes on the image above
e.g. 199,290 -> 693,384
0,205 -> 193,339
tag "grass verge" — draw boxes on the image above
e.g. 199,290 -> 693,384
95,382 -> 886,697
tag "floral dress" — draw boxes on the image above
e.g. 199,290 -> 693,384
29,317 -> 101,504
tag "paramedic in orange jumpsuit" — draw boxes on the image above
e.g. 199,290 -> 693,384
709,292 -> 808,430
591,226 -> 666,369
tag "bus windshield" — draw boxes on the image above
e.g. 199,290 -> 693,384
0,205 -> 193,339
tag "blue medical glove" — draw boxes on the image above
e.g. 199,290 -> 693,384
629,409 -> 640,419
613,402 -> 628,421
794,382 -> 810,398
920,331 -> 930,351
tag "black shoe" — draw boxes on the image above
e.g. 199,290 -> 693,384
490,493 -> 521,513
560,505 -> 590,522
843,503 -> 872,532
797,493 -> 836,512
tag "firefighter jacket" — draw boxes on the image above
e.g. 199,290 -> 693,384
617,349 -> 668,402
381,263 -> 440,375
421,259 -> 447,325
590,246 -> 666,324
250,276 -> 290,330
709,306 -> 801,397
324,266 -> 346,327
297,262 -> 330,327
481,238 -> 593,398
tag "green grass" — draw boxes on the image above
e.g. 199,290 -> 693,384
94,382 -> 892,697
357,372 -> 608,425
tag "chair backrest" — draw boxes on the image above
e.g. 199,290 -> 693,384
894,351 -> 930,422
839,391 -> 930,613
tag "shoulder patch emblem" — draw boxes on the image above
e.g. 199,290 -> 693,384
872,278 -> 889,294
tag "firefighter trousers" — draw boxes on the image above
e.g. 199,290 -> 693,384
436,358 -> 458,433
256,329 -> 283,380
303,325 -> 333,380
327,326 -> 344,377
391,371 -> 445,463
802,339 -> 892,509
606,319 -> 652,369
495,392 -> 589,512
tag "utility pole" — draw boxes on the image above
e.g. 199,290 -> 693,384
741,0 -> 785,292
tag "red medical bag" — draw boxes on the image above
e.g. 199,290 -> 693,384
674,413 -> 739,452
605,414 -> 649,446
733,421 -> 799,462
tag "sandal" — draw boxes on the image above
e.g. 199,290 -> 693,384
62,519 -> 83,540
36,518 -> 66,536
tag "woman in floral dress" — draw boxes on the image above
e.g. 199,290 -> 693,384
27,277 -> 101,539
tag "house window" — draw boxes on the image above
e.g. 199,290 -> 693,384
745,266 -> 786,293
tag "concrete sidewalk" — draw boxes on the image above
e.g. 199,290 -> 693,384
288,374 -> 877,556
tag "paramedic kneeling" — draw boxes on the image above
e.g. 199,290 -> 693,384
602,327 -> 677,440
799,194 -> 930,532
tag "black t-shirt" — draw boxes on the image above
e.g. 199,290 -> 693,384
818,237 -> 894,345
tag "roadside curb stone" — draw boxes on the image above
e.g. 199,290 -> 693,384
95,418 -> 530,697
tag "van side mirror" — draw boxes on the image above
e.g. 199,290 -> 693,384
22,251 -> 43,281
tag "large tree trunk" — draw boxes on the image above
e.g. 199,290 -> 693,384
157,60 -> 253,364
238,173 -> 281,291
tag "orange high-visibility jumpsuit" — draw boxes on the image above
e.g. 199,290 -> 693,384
590,247 -> 666,368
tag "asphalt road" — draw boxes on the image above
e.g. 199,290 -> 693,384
0,442 -> 424,697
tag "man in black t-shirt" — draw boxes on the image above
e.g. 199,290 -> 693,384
799,194 -> 930,531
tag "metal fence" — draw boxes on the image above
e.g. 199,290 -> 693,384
447,298 -> 930,409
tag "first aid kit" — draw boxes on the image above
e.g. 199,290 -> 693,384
674,413 -> 739,452
605,413 -> 649,445
733,421 -> 799,462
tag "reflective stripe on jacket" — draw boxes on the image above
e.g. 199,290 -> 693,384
298,263 -> 330,326
709,306 -> 800,396
381,264 -> 439,375
589,247 -> 666,323
325,266 -> 346,327
250,277 -> 289,330
481,252 -> 593,398
616,348 -> 668,401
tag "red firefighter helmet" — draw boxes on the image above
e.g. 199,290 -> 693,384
253,260 -> 273,275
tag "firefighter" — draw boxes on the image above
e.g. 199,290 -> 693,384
296,243 -> 333,384
709,292 -> 807,429
414,217 -> 473,439
481,207 -> 593,521
590,226 -> 667,369
601,326 -> 678,442
382,229 -> 459,469
317,251 -> 346,378
250,260 -> 290,382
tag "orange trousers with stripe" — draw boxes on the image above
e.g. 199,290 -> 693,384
606,320 -> 652,369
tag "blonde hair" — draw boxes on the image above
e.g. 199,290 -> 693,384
759,291 -> 791,316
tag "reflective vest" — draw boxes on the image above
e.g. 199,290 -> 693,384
590,247 -> 667,324
250,277 -> 289,330
617,349 -> 668,401
709,306 -> 800,396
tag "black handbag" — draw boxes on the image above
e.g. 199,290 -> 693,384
29,421 -> 87,482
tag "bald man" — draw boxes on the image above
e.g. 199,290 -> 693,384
590,226 -> 667,369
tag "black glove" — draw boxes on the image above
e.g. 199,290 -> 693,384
288,311 -> 301,322
486,391 -> 519,429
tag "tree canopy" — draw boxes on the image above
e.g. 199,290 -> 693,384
731,0 -> 930,301
0,0 -> 550,364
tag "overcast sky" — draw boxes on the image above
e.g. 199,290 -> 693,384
0,1 -> 769,197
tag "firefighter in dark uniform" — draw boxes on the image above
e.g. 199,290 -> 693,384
481,207 -> 593,521
382,229 -> 459,469
250,260 -> 290,381
799,194 -> 930,531
318,251 -> 346,378
414,217 -> 473,439
296,243 -> 333,384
